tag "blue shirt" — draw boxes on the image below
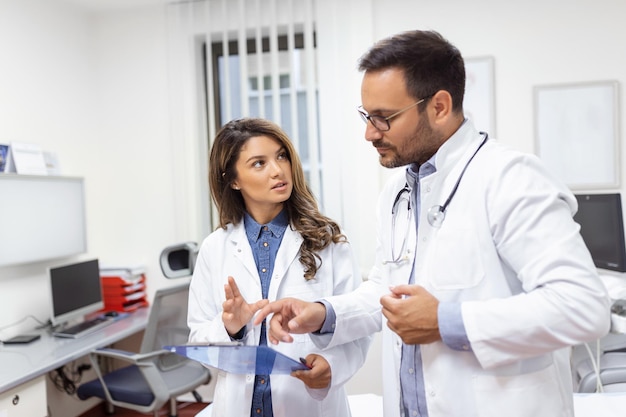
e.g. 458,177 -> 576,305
399,160 -> 471,417
244,210 -> 288,417
320,157 -> 471,417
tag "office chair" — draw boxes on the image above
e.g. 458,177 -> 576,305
77,282 -> 211,417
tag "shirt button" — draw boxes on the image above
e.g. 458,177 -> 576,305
462,344 -> 469,350
260,378 -> 266,384
263,226 -> 268,231
256,408 -> 262,414
408,368 -> 414,374
262,268 -> 267,273
263,242 -> 268,247
412,411 -> 418,417
429,390 -> 436,397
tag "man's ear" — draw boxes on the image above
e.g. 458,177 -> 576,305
429,90 -> 453,122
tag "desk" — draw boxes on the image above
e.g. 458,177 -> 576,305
0,307 -> 149,393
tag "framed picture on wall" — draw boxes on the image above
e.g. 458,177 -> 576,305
464,56 -> 496,136
534,81 -> 619,190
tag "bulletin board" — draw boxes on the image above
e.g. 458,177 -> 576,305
534,81 -> 619,189
464,56 -> 496,135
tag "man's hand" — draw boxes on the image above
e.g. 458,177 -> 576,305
222,276 -> 268,337
380,284 -> 441,345
291,354 -> 331,389
253,298 -> 327,344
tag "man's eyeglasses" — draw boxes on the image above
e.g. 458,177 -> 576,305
357,95 -> 432,132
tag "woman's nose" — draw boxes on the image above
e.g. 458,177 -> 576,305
269,160 -> 284,177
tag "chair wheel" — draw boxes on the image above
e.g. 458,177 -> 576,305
104,402 -> 115,415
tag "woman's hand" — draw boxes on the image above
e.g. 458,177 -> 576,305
291,354 -> 331,389
222,276 -> 268,337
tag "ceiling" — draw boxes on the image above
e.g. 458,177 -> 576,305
62,0 -> 168,12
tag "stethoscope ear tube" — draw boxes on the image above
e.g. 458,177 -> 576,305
385,132 -> 489,263
426,132 -> 489,228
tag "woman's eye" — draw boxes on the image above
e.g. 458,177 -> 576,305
252,160 -> 264,168
278,152 -> 288,160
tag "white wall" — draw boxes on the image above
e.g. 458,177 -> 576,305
2,0 -> 626,407
0,0 -> 186,340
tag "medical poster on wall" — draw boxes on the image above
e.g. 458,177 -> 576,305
464,56 -> 496,136
534,81 -> 619,189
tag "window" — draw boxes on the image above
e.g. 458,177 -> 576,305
203,32 -> 322,192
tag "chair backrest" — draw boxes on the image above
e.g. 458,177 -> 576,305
140,281 -> 191,369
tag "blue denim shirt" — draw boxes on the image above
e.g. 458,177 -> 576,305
244,210 -> 288,417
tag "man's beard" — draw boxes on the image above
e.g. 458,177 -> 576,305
379,117 -> 441,168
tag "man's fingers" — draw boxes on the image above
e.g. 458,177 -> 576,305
254,299 -> 285,325
267,313 -> 294,344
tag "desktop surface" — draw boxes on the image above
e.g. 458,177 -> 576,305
0,307 -> 149,393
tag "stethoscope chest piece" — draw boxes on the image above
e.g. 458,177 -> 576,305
427,205 -> 445,228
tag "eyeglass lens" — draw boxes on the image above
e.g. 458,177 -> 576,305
357,109 -> 390,131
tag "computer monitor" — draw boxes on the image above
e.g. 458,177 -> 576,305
573,193 -> 626,273
49,259 -> 104,326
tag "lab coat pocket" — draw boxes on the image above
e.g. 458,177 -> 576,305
286,281 -> 323,301
472,364 -> 565,417
426,226 -> 484,290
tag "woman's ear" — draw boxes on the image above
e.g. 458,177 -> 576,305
231,182 -> 241,191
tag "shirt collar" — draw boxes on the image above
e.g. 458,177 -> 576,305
405,118 -> 470,186
243,209 -> 289,242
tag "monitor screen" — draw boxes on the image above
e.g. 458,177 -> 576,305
49,259 -> 104,326
573,193 -> 626,272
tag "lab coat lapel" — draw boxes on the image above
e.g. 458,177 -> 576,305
268,226 -> 302,300
230,223 -> 261,283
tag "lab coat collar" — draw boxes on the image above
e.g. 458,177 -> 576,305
229,221 -> 303,288
433,119 -> 484,178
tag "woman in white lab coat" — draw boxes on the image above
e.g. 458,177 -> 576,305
187,117 -> 370,417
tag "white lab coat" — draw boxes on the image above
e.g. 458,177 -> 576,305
318,121 -> 611,417
188,221 -> 370,417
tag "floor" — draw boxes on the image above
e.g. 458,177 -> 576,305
78,401 -> 209,417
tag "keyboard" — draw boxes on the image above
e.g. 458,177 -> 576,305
53,316 -> 114,339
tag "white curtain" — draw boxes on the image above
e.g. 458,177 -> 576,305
165,0 -> 319,234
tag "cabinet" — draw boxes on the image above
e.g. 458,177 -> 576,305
0,376 -> 47,417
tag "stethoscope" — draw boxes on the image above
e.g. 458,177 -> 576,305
385,132 -> 489,264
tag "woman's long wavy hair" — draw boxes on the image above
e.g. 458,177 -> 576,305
209,117 -> 346,281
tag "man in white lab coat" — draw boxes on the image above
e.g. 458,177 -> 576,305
255,30 -> 610,417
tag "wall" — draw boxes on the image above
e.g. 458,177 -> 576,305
0,1 -> 186,339
0,1 -> 191,414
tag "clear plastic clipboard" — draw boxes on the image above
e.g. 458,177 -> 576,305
164,343 -> 309,374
